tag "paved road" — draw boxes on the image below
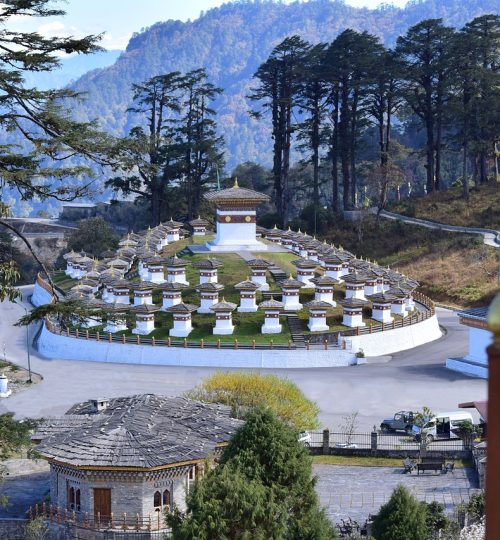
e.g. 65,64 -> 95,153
378,209 -> 500,248
0,287 -> 487,430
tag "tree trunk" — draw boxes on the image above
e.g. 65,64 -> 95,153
330,87 -> 339,212
462,142 -> 469,200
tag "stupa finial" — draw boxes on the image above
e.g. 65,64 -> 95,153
233,177 -> 239,188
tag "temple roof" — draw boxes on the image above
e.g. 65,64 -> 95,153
343,271 -> 368,284
193,258 -> 223,269
234,279 -> 260,291
259,298 -> 284,310
210,299 -> 237,312
292,259 -> 317,269
131,304 -> 160,314
311,275 -> 338,286
204,179 -> 270,205
281,276 -> 304,288
367,293 -> 396,303
33,395 -> 242,469
158,282 -> 188,291
189,216 -> 210,226
196,282 -> 225,292
165,303 -> 198,314
131,281 -> 157,291
304,300 -> 332,309
339,297 -> 368,308
164,256 -> 188,267
246,258 -> 272,268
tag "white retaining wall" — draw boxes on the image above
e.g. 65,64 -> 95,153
341,314 -> 442,357
32,280 -> 55,307
37,324 -> 358,369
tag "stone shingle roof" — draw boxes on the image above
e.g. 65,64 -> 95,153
192,258 -> 223,270
33,395 -> 242,469
204,183 -> 270,204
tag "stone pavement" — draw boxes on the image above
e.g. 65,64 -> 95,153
314,464 -> 480,526
0,459 -> 50,518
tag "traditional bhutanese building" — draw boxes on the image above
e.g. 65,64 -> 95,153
204,179 -> 270,252
32,395 -> 242,531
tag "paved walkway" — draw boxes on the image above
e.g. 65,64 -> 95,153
378,209 -> 500,248
314,464 -> 480,526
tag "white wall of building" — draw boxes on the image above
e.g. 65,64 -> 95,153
32,280 -> 55,307
341,314 -> 442,357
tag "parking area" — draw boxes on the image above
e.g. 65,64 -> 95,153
314,464 -> 480,526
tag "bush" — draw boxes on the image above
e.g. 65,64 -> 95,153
372,485 -> 427,540
186,371 -> 320,430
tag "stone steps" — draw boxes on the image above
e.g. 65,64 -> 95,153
286,313 -> 305,347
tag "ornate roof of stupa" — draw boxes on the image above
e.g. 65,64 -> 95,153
204,178 -> 270,205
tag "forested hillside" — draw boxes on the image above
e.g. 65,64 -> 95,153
71,0 -> 495,169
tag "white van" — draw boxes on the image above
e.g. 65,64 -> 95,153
420,411 -> 474,442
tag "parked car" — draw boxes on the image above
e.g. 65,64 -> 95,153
380,411 -> 415,434
414,411 -> 474,442
299,431 -> 311,447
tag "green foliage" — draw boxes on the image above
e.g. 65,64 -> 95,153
24,517 -> 49,540
65,217 -> 118,257
186,371 -> 320,430
372,485 -> 428,540
0,412 -> 38,461
15,300 -> 95,330
465,492 -> 485,522
423,501 -> 449,537
168,408 -> 336,539
414,406 -> 434,428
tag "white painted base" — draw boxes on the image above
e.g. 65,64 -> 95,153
261,324 -> 282,334
132,321 -> 155,335
38,323 -> 358,368
134,296 -> 153,306
308,321 -> 329,332
238,306 -> 258,313
0,390 -> 12,398
213,325 -> 234,335
161,297 -> 181,311
342,314 -> 442,357
206,240 -> 269,252
238,297 -> 257,312
198,298 -> 217,314
103,321 -> 127,333
345,290 -> 365,301
283,301 -> 302,311
149,272 -> 166,284
343,314 -> 365,327
391,304 -> 408,317
315,292 -> 335,306
169,323 -> 192,338
372,309 -> 393,323
200,275 -> 218,284
297,276 -> 315,288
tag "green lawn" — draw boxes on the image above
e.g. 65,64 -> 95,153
312,455 -> 472,468
52,271 -> 77,292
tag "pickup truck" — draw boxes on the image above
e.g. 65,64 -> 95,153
380,411 -> 415,434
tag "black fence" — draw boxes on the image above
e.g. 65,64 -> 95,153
307,430 -> 470,458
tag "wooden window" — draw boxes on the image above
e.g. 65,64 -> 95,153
75,489 -> 81,512
153,491 -> 162,508
162,489 -> 171,508
68,487 -> 75,510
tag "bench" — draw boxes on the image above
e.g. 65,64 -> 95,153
402,457 -> 416,473
421,456 -> 445,465
417,462 -> 443,475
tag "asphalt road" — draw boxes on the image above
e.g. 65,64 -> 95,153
0,287 -> 487,431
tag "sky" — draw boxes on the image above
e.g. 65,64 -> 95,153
7,0 -> 410,50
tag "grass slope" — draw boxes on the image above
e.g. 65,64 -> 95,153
322,216 -> 498,308
390,182 -> 500,230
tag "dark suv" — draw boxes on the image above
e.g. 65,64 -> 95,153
380,411 -> 415,434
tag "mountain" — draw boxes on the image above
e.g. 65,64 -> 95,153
23,50 -> 122,90
65,0 -> 500,170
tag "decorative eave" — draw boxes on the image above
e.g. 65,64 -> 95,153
204,180 -> 270,206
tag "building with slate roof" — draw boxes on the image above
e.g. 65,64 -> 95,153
446,307 -> 491,379
32,394 -> 242,528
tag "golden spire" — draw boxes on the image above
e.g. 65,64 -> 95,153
233,177 -> 239,188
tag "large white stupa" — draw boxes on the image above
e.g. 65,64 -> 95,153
203,179 -> 270,252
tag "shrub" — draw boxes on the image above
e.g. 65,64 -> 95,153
372,485 -> 427,540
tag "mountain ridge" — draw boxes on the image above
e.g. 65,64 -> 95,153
69,0 -> 497,169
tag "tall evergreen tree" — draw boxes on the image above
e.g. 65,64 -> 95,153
396,19 -> 455,193
296,44 -> 329,233
177,69 -> 225,219
107,73 -> 183,226
462,14 -> 500,185
324,30 -> 383,209
169,409 -> 336,539
0,0 -> 114,298
250,36 -> 310,225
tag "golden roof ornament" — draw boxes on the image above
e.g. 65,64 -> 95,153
233,177 -> 239,188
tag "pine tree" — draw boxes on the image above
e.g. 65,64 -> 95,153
372,485 -> 427,540
169,409 -> 336,539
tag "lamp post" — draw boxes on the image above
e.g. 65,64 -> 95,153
15,297 -> 32,384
